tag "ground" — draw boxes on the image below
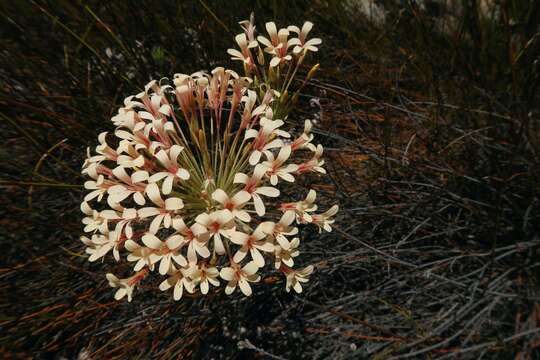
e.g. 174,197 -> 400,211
1,1 -> 540,359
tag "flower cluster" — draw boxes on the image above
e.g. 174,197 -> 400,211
80,18 -> 337,302
228,16 -> 322,118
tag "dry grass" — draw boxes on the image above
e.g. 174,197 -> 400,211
1,0 -> 539,358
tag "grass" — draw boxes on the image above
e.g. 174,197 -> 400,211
1,0 -> 539,358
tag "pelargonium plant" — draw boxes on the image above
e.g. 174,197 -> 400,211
80,17 -> 338,302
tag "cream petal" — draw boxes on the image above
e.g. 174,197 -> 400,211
233,172 -> 249,184
187,244 -> 197,262
112,166 -> 131,183
235,210 -> 251,223
195,244 -> 210,258
159,256 -> 171,275
232,190 -> 250,205
145,183 -> 163,206
281,211 -> 296,226
134,259 -> 146,271
166,235 -> 183,249
229,231 -> 248,245
159,278 -> 172,291
173,282 -> 183,300
211,189 -> 229,204
238,278 -> 252,296
213,234 -> 225,254
195,212 -> 210,226
244,129 -> 258,140
269,56 -> 281,68
227,48 -> 245,59
233,248 -> 248,263
200,280 -> 209,294
301,21 -> 314,36
163,214 -> 171,228
257,36 -> 272,48
225,281 -> 237,295
277,145 -> 292,163
253,195 -> 266,216
257,241 -> 274,252
124,240 -> 140,252
265,22 -> 277,37
249,150 -> 262,165
217,209 -> 233,224
256,186 -> 279,197
131,170 -> 149,183
177,168 -> 190,180
279,172 -> 295,183
243,261 -> 259,275
162,175 -> 174,195
142,233 -> 162,249
155,149 -> 170,167
259,221 -> 275,234
276,235 -> 291,250
149,214 -> 164,234
165,197 -> 184,210
172,254 -> 187,267
138,207 -> 160,218
169,145 -> 183,162
148,172 -> 168,183
250,249 -> 265,268
114,288 -> 127,300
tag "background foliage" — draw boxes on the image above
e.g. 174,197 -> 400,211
1,0 -> 540,358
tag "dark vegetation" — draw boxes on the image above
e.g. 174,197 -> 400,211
1,0 -> 540,358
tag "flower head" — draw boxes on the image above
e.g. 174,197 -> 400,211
81,18 -> 336,302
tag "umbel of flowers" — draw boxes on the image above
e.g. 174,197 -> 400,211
80,18 -> 337,302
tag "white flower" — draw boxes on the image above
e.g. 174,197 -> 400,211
279,189 -> 318,222
141,233 -> 187,275
274,237 -> 300,269
260,211 -> 298,250
234,165 -> 279,216
159,268 -> 195,301
244,117 -> 289,165
148,145 -> 190,194
229,225 -> 274,267
125,240 -> 155,271
220,261 -> 260,296
195,210 -> 234,255
107,166 -> 148,205
257,22 -> 294,67
285,265 -> 314,293
211,189 -> 251,222
288,22 -> 322,54
84,132 -> 118,165
106,273 -> 135,301
137,183 -> 184,234
296,144 -> 326,174
260,145 -> 298,185
227,33 -> 257,67
190,264 -> 220,295
87,229 -> 125,262
291,120 -> 315,151
84,174 -> 111,202
312,205 -> 339,232
172,218 -> 210,262
80,201 -> 107,233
